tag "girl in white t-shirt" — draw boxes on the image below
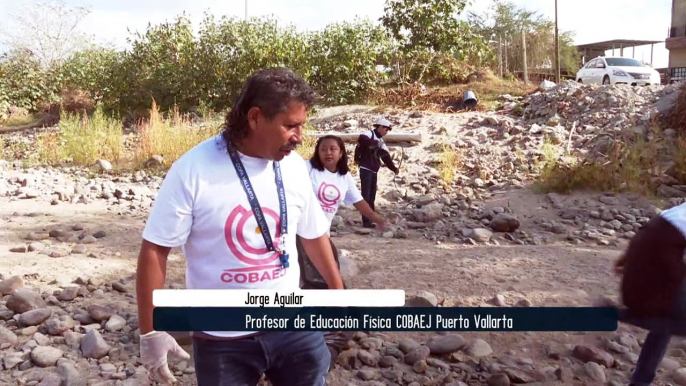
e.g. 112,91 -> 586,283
297,134 -> 387,289
306,135 -> 387,231
296,135 -> 387,367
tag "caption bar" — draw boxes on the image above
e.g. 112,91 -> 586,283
152,289 -> 406,308
153,307 -> 618,332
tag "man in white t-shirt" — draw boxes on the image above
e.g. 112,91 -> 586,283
135,67 -> 343,385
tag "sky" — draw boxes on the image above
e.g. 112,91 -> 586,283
0,0 -> 673,69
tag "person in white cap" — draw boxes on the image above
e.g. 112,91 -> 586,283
353,118 -> 399,228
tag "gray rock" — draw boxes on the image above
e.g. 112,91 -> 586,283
357,369 -> 376,381
412,203 -> 443,222
32,332 -> 50,345
673,367 -> 686,385
465,339 -> 493,358
58,286 -> 80,301
0,275 -> 24,295
3,352 -> 23,369
489,214 -> 521,232
38,373 -> 62,386
9,245 -> 27,253
71,245 -> 87,254
487,373 -> 510,386
7,288 -> 47,314
404,345 -> 430,365
584,362 -> 606,382
80,329 -> 110,359
28,242 -> 45,252
662,357 -> 681,371
339,256 -> 359,280
471,228 -> 493,242
18,308 -> 53,327
64,331 -> 84,350
87,304 -> 114,321
599,195 -> 621,205
405,291 -> 438,307
0,325 -> 18,345
105,315 -> 127,332
426,334 -> 466,354
412,359 -> 428,373
45,316 -> 76,336
572,345 -> 614,367
95,159 -> 112,171
398,338 -> 421,354
30,346 -> 63,367
357,350 -> 378,366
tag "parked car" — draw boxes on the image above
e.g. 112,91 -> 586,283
575,56 -> 661,86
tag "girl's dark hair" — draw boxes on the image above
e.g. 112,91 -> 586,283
309,135 -> 349,175
221,67 -> 316,147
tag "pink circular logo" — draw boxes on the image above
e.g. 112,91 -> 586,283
224,205 -> 282,266
317,182 -> 341,207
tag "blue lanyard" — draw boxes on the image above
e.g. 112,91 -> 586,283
227,144 -> 289,268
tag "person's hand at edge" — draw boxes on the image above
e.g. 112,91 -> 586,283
139,330 -> 191,384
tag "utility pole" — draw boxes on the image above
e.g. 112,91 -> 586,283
245,0 -> 248,20
522,30 -> 528,84
554,0 -> 560,83
498,36 -> 503,78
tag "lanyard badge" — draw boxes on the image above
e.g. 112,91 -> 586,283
227,143 -> 289,269
278,234 -> 289,269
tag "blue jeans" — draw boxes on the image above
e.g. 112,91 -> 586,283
628,284 -> 686,386
192,331 -> 330,386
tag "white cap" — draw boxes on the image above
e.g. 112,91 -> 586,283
374,118 -> 392,129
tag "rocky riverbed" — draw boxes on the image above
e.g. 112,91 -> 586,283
1,81 -> 686,385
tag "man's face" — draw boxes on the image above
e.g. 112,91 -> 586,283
376,126 -> 389,137
250,102 -> 307,161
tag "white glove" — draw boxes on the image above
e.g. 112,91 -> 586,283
139,331 -> 191,384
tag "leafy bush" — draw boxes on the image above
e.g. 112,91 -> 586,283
0,3 -> 495,119
0,50 -> 61,112
307,19 -> 393,105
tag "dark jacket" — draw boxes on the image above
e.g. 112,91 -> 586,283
356,129 -> 398,174
621,214 -> 686,318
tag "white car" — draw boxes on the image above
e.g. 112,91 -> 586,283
575,56 -> 660,86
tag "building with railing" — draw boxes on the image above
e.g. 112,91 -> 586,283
667,0 -> 686,82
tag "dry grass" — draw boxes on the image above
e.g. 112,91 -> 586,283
438,144 -> 462,186
534,130 -> 686,196
133,101 -> 218,167
33,101 -> 221,170
370,69 -> 537,112
36,106 -> 123,166
295,123 -> 317,161
0,115 -> 37,128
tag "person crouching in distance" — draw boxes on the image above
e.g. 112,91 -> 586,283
296,134 -> 388,369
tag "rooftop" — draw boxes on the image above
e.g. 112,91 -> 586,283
575,39 -> 664,51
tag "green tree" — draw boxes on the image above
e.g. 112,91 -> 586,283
307,18 -> 393,104
0,49 -> 61,112
468,0 -> 581,77
380,0 -> 475,53
378,0 -> 491,85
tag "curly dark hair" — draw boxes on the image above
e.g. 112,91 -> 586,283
221,67 -> 317,147
309,135 -> 349,176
